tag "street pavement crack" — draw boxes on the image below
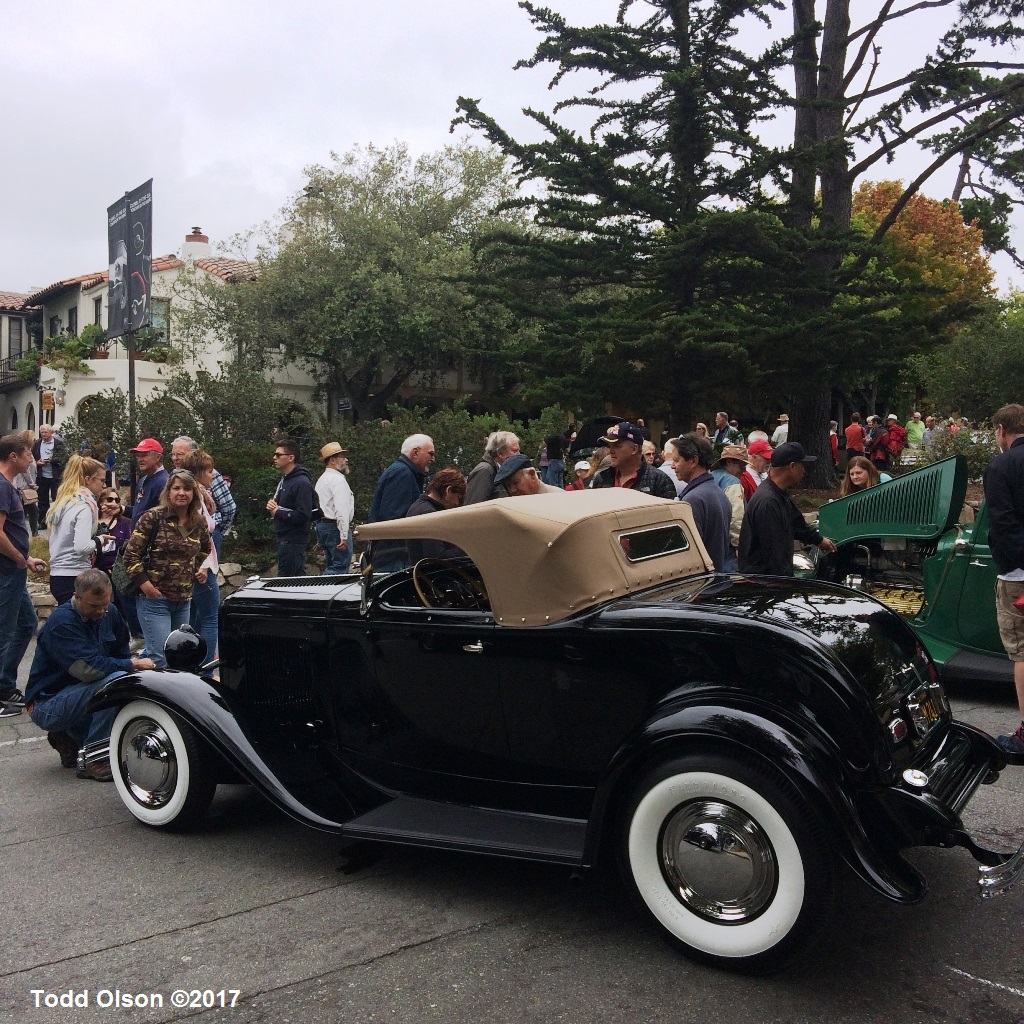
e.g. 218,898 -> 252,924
1,866 -> 412,980
167,903 -> 566,1021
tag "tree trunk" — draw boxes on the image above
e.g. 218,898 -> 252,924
791,385 -> 837,488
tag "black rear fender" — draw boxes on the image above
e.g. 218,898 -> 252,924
588,703 -> 926,904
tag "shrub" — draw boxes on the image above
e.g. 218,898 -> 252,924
916,424 -> 998,481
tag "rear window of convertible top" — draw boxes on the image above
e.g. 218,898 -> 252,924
619,525 -> 689,562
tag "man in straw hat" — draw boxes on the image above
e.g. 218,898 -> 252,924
315,442 -> 355,574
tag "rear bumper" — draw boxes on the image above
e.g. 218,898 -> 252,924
874,721 -> 1023,897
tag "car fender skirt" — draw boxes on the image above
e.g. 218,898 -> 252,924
87,670 -> 352,833
598,705 -> 927,903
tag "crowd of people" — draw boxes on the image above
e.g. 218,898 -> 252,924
0,431 -> 235,780
3,398 -> 1023,783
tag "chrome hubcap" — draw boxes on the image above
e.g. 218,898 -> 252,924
118,718 -> 178,808
660,799 -> 777,923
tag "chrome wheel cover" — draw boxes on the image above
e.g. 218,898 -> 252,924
118,717 -> 179,809
660,799 -> 778,924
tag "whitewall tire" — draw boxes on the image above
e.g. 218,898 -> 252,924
110,700 -> 216,830
620,755 -> 833,972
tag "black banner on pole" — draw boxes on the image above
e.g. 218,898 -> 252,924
106,179 -> 153,339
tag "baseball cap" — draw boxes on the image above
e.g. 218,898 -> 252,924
886,413 -> 898,421
574,460 -> 590,472
493,453 -> 533,487
599,421 -> 645,446
130,438 -> 163,454
747,439 -> 773,459
771,442 -> 816,467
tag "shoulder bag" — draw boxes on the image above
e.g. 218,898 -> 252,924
111,514 -> 162,598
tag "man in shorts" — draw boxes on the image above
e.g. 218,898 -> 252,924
984,403 -> 1024,756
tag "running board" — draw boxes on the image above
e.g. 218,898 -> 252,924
340,796 -> 588,865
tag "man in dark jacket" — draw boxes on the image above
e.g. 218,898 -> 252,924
369,433 -> 434,572
32,424 -> 68,521
464,431 -> 520,504
671,433 -> 732,571
738,443 -> 836,576
267,439 -> 314,577
591,421 -> 677,499
984,403 -> 1024,756
128,438 -> 169,527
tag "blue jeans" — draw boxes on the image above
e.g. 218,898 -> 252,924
136,595 -> 191,669
188,573 -> 220,660
315,520 -> 352,574
276,539 -> 307,577
0,569 -> 37,698
29,672 -> 123,747
212,526 -> 224,561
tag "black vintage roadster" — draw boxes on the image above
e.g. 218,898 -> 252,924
89,489 -> 1023,972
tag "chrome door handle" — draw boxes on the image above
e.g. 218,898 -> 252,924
462,641 -> 485,654
969,560 -> 986,567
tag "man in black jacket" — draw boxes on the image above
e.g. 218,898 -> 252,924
984,404 -> 1024,756
267,439 -> 314,577
591,422 -> 677,499
738,443 -> 836,576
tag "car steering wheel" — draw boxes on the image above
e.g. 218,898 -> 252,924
412,559 -> 490,611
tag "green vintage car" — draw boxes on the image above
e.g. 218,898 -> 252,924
812,455 -> 1010,685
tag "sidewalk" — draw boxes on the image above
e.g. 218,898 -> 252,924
0,636 -> 45,760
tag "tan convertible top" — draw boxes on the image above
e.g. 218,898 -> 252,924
355,489 -> 713,626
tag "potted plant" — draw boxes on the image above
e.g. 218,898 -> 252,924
79,323 -> 110,359
15,349 -> 44,381
145,344 -> 181,365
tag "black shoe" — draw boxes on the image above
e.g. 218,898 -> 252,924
0,704 -> 21,719
0,689 -> 25,707
47,731 -> 79,769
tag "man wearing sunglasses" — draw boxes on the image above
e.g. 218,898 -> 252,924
267,439 -> 314,577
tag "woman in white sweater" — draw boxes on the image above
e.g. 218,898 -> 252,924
46,455 -> 106,605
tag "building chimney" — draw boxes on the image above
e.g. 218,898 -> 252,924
181,226 -> 211,260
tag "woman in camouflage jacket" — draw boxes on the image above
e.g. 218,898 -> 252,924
125,469 -> 212,668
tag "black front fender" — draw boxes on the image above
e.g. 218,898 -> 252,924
88,670 -> 350,832
589,703 -> 927,904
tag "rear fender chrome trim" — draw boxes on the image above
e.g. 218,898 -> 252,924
931,828 -> 1024,898
979,840 -> 1024,898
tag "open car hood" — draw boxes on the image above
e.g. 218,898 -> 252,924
818,455 -> 967,547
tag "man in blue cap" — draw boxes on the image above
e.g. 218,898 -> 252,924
590,422 -> 677,498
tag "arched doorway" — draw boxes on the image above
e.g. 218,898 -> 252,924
10,409 -> 17,430
26,403 -> 35,433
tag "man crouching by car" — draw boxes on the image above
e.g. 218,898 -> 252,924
26,569 -> 155,780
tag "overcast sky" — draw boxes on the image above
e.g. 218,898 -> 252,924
2,0 -> 1021,295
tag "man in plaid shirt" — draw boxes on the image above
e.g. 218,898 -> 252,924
171,437 -> 235,557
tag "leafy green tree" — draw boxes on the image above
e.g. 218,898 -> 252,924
457,0 -> 1024,481
910,293 -> 1024,421
455,0 -> 796,426
178,143 -> 528,422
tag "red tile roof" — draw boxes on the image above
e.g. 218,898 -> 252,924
0,290 -> 33,312
195,256 -> 258,282
26,254 -> 257,304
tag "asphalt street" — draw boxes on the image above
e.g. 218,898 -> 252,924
2,654 -> 1023,1024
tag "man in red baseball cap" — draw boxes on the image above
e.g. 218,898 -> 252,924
742,439 -> 773,501
128,439 -> 168,528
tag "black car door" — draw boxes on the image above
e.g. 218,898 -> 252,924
366,602 -> 509,802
